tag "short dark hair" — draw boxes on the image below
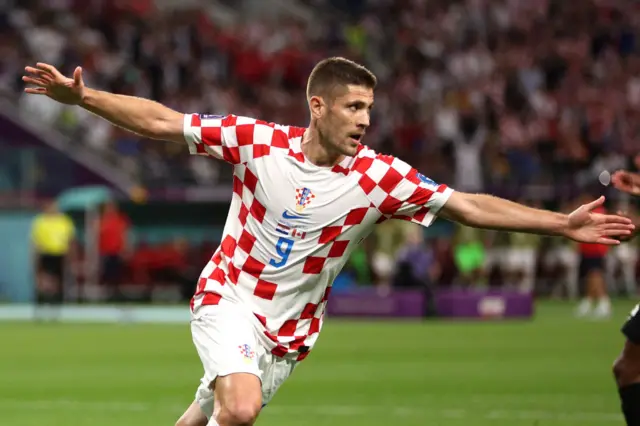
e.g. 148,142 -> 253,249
306,57 -> 377,101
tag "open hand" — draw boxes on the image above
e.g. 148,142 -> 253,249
612,170 -> 640,195
564,196 -> 635,245
614,209 -> 640,242
23,63 -> 85,105
611,155 -> 640,196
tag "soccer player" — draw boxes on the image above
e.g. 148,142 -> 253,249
611,155 -> 640,426
23,58 -> 635,426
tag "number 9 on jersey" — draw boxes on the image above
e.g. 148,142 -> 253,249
269,237 -> 294,268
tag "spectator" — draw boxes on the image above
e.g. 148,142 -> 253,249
343,242 -> 374,287
575,194 -> 612,318
541,236 -> 580,300
148,237 -> 199,302
453,225 -> 486,287
370,220 -> 413,288
432,237 -> 458,287
607,202 -> 639,296
95,200 -> 130,301
503,198 -> 543,292
393,227 -> 439,289
450,108 -> 487,193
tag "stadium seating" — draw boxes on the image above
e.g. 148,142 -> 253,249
1,0 -> 639,301
3,0 -> 636,197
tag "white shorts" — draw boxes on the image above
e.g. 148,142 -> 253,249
191,302 -> 297,419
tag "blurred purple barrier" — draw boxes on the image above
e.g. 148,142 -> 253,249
326,288 -> 425,318
325,287 -> 534,319
435,288 -> 534,319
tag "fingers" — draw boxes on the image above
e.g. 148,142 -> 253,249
604,220 -> 635,229
24,66 -> 54,80
23,66 -> 55,94
621,170 -> 640,184
601,227 -> 633,236
24,88 -> 47,95
36,62 -> 63,78
22,76 -> 49,87
584,196 -> 605,210
612,171 -> 640,194
73,66 -> 83,85
611,170 -> 625,185
596,238 -> 621,245
611,170 -> 624,183
602,214 -> 633,224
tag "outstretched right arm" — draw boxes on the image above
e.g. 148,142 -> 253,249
23,63 -> 275,165
23,63 -> 184,143
80,87 -> 184,143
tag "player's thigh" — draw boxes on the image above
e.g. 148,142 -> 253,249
190,304 -> 263,419
214,372 -> 263,421
193,369 -> 263,424
176,401 -> 208,426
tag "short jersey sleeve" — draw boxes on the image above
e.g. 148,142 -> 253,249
355,153 -> 454,227
183,114 -> 288,165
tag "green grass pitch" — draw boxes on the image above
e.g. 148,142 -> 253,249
0,300 -> 636,425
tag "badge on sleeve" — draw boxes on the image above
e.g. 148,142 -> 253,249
417,173 -> 438,186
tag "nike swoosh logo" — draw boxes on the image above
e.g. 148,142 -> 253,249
282,211 -> 303,220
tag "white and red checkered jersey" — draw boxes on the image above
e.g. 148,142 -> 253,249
183,113 -> 454,361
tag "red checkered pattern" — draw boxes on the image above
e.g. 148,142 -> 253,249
246,201 -> 381,361
301,206 -> 373,274
352,148 -> 453,227
185,115 -> 453,362
184,114 -> 304,164
254,285 -> 333,361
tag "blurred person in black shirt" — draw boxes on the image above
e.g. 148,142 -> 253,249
611,154 -> 640,426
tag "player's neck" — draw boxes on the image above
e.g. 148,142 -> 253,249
301,127 -> 344,167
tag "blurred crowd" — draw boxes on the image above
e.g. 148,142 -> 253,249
348,216 -> 640,298
4,0 -> 640,303
32,198 -> 640,304
2,0 -> 639,198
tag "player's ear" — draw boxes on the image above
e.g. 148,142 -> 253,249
309,95 -> 325,120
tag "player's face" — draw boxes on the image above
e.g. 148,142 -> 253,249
319,85 -> 374,156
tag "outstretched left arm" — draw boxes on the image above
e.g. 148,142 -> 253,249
439,192 -> 634,245
358,152 -> 633,244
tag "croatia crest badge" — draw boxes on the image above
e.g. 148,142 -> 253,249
295,188 -> 315,213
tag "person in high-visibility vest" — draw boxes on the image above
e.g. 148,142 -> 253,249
30,200 -> 76,316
